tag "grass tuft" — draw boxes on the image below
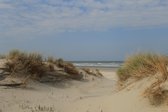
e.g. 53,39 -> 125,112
82,68 -> 103,77
117,53 -> 168,81
144,85 -> 168,105
0,50 -> 84,84
117,53 -> 168,105
117,67 -> 130,81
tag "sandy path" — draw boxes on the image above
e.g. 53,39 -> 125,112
0,68 -> 168,112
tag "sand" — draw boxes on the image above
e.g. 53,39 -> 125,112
0,68 -> 168,112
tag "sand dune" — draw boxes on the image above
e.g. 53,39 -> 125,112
0,68 -> 168,112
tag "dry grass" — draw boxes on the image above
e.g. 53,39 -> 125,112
46,57 -> 81,77
47,56 -> 55,63
117,53 -> 168,105
5,50 -> 47,79
117,53 -> 168,81
56,58 -> 65,68
0,50 -> 84,85
46,57 -> 81,78
82,68 -> 103,77
64,62 -> 79,75
144,83 -> 168,105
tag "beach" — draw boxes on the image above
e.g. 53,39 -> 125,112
0,67 -> 116,112
1,66 -> 168,112
0,0 -> 167,111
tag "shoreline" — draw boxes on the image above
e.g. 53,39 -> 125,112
77,66 -> 118,71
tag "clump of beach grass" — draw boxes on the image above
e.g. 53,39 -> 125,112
117,53 -> 168,105
117,67 -> 130,81
144,83 -> 168,105
46,57 -> 81,78
117,53 -> 168,81
0,50 -> 84,85
5,50 -> 47,79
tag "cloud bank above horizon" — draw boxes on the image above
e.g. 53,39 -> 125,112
0,0 -> 168,37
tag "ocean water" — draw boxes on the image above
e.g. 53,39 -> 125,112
72,61 -> 123,68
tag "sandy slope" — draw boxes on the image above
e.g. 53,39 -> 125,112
0,69 -> 168,112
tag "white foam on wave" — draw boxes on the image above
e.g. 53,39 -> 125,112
73,62 -> 122,68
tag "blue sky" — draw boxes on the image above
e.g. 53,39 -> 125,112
0,0 -> 168,61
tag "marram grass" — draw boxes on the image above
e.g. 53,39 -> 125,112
117,53 -> 168,81
117,53 -> 168,105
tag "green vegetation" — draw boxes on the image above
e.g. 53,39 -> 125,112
117,67 -> 130,81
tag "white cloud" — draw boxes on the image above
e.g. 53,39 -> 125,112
0,0 -> 168,37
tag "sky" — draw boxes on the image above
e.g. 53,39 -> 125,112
0,0 -> 168,61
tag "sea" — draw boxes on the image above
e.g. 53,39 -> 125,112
71,61 -> 123,68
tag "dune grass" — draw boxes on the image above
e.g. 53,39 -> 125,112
5,50 -> 48,79
117,53 -> 168,81
46,57 -> 80,77
144,82 -> 168,105
82,68 -> 103,77
0,50 -> 83,84
117,53 -> 168,105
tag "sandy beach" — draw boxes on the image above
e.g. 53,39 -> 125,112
0,67 -> 168,112
0,0 -> 167,111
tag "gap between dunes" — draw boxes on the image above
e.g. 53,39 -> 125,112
1,69 -> 168,112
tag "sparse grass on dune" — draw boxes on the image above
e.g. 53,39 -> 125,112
82,68 -> 103,77
144,82 -> 168,105
46,57 -> 81,78
0,50 -> 84,85
117,53 -> 168,105
117,67 -> 130,81
4,50 -> 49,80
